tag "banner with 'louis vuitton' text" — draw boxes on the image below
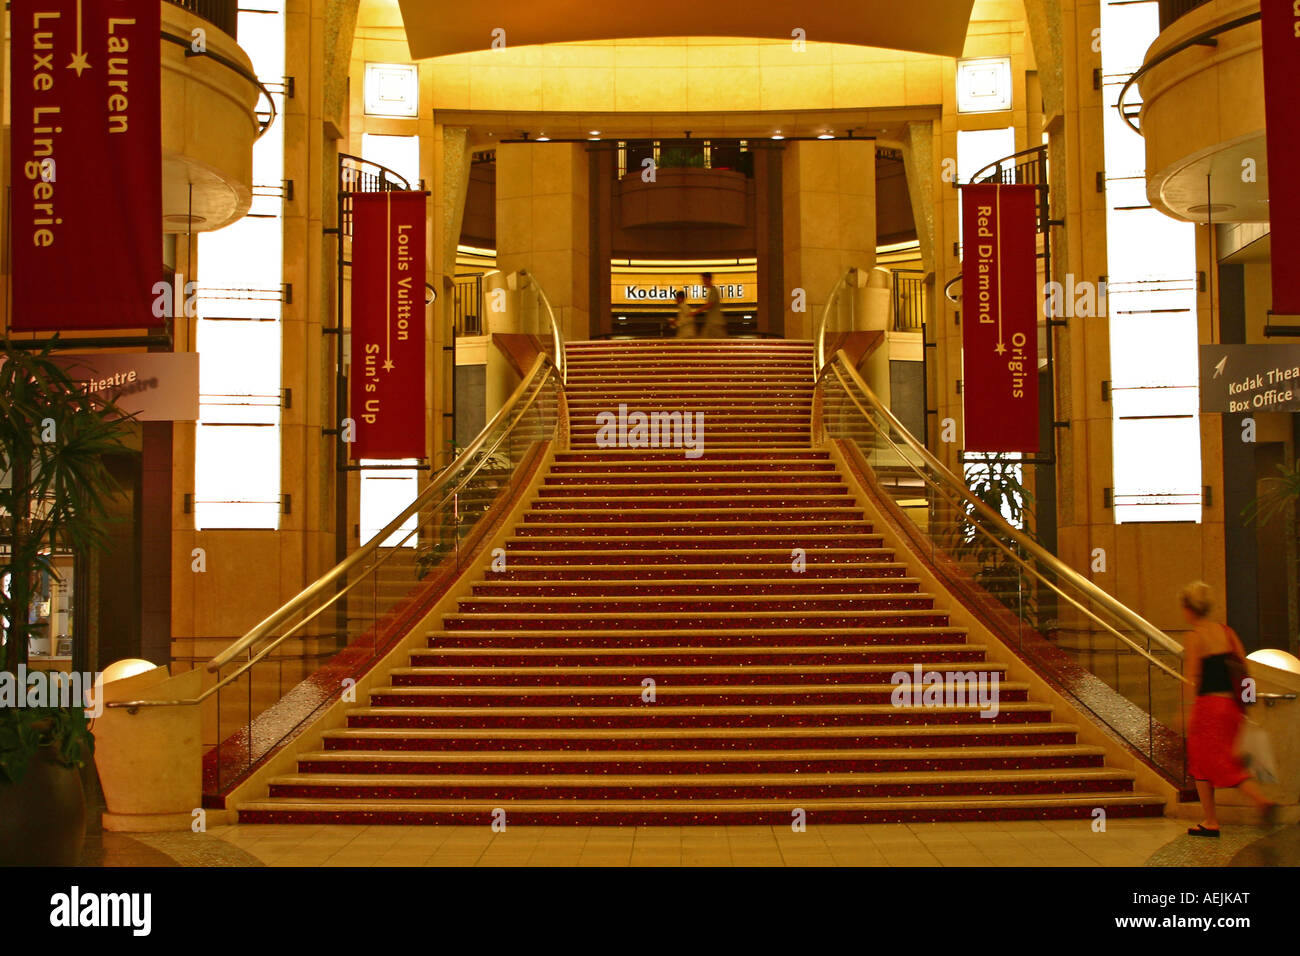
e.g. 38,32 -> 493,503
349,191 -> 427,460
9,0 -> 161,331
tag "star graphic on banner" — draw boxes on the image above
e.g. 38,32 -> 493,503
994,342 -> 1007,355
68,52 -> 91,75
383,359 -> 395,371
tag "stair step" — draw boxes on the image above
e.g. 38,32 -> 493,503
296,743 -> 1107,774
452,595 -> 937,614
319,722 -> 1085,751
366,683 -> 1026,708
469,578 -> 922,596
430,626 -> 969,647
483,563 -> 912,578
388,662 -> 1007,686
236,792 -> 1166,826
265,767 -> 1136,801
410,644 -> 984,666
345,701 -> 1052,729
441,610 -> 951,631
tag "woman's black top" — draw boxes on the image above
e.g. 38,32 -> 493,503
1199,652 -> 1236,695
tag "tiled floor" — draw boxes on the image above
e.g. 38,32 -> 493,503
98,817 -> 1293,867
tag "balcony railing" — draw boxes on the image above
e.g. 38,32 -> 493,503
165,0 -> 239,39
453,274 -> 484,336
1158,0 -> 1214,31
891,270 -> 926,332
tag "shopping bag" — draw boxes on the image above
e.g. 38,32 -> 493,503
1234,718 -> 1279,784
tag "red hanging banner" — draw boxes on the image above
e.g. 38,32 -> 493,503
9,0 -> 161,332
960,183 -> 1040,454
349,191 -> 427,460
1261,0 -> 1300,317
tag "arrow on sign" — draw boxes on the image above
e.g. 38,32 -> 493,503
1213,355 -> 1227,378
68,0 -> 91,75
993,187 -> 1007,356
383,194 -> 395,371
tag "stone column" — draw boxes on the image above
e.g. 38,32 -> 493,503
495,142 -> 592,343
780,139 -> 877,341
1047,0 -> 1118,598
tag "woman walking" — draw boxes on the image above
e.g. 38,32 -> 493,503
1181,581 -> 1277,836
693,273 -> 728,338
673,290 -> 696,338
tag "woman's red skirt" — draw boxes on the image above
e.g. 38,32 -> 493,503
1188,695 -> 1249,788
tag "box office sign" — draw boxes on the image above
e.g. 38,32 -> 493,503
9,0 -> 162,332
349,191 -> 427,460
55,351 -> 200,421
1199,344 -> 1300,415
960,183 -> 1040,453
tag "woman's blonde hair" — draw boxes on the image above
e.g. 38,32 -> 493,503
1180,581 -> 1214,618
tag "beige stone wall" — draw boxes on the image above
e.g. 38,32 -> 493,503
422,39 -> 945,115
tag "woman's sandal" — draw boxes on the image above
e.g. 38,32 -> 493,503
1187,824 -> 1221,838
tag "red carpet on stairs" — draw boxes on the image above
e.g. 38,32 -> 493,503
237,339 -> 1166,825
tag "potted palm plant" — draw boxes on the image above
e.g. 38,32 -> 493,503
1242,459 -> 1300,527
0,340 -> 134,866
952,454 -> 1053,629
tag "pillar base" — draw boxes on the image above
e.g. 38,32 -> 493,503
102,810 -> 200,833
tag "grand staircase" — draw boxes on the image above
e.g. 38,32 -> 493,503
238,339 -> 1166,825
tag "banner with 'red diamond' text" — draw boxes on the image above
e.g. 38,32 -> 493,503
1261,0 -> 1300,317
349,191 -> 427,460
961,183 -> 1039,453
9,0 -> 161,331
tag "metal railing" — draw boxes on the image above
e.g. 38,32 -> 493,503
109,279 -> 569,796
1159,0 -> 1215,31
453,275 -> 484,336
1115,10 -> 1262,135
165,0 -> 239,38
814,340 -> 1189,781
516,271 -> 566,384
891,270 -> 926,332
971,145 -> 1051,228
812,268 -> 858,379
158,30 -> 278,139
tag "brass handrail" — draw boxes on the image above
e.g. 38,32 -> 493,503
812,268 -> 856,379
819,351 -> 1186,680
1114,10 -> 1261,135
107,351 -> 561,710
968,144 -> 1048,185
159,31 -> 278,140
517,270 -> 566,384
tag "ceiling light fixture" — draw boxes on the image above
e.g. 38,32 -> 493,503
536,134 -> 551,141
817,132 -> 835,139
771,131 -> 785,140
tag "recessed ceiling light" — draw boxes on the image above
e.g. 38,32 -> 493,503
817,132 -> 835,139
536,134 -> 550,142
589,130 -> 601,136
771,132 -> 785,140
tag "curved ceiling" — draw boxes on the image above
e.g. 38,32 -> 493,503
395,0 -> 976,59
